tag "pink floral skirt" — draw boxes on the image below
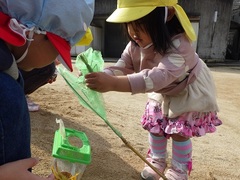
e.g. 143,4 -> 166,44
141,100 -> 222,138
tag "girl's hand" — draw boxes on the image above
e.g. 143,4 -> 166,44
0,158 -> 54,180
85,72 -> 131,93
85,72 -> 116,92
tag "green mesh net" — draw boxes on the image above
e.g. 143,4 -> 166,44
57,48 -> 121,137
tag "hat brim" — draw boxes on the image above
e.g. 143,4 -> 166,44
0,12 -> 26,46
47,32 -> 73,72
106,7 -> 156,23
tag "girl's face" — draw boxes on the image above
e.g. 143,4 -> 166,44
11,33 -> 58,71
127,23 -> 152,48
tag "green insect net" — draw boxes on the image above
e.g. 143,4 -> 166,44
57,48 -> 167,180
57,48 -> 121,137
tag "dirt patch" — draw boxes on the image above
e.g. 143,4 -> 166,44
30,64 -> 240,179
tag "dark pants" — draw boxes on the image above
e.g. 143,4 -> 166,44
0,72 -> 31,165
20,62 -> 56,95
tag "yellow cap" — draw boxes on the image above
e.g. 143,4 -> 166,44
76,27 -> 93,46
106,0 -> 196,41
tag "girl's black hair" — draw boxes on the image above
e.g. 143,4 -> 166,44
124,7 -> 184,55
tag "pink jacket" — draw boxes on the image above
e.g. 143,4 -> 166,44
104,33 -> 219,117
104,33 -> 201,95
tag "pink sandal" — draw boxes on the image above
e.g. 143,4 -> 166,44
163,168 -> 188,180
141,157 -> 167,180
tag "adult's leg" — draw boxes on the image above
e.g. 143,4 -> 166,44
0,72 -> 31,165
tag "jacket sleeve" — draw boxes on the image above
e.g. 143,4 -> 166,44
104,41 -> 136,76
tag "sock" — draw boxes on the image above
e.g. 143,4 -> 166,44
149,133 -> 167,159
172,139 -> 192,173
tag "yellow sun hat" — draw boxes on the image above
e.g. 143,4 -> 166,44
76,27 -> 93,46
106,0 -> 196,41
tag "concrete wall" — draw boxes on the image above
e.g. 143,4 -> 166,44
180,0 -> 233,60
94,0 -> 116,15
232,0 -> 240,24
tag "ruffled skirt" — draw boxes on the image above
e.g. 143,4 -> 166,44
141,100 -> 222,138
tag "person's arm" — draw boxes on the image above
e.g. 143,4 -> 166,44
104,42 -> 137,76
85,72 -> 131,93
0,158 -> 54,180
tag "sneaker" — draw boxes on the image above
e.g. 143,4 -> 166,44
141,158 -> 167,180
26,96 -> 40,112
163,168 -> 188,180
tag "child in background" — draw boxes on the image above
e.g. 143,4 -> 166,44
0,0 -> 94,179
85,0 -> 222,179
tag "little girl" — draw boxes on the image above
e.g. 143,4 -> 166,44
85,0 -> 222,179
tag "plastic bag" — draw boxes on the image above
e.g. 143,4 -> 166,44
57,47 -> 106,120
